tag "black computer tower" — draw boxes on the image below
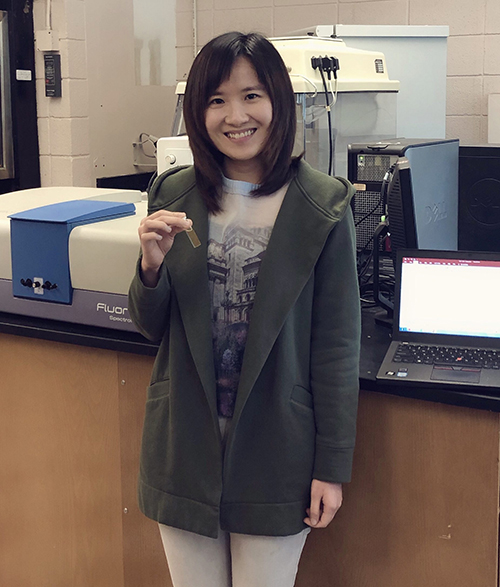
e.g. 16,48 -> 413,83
459,145 -> 500,252
348,139 -> 460,254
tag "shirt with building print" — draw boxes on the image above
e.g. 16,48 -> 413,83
208,176 -> 288,417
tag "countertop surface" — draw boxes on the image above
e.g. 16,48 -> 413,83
2,307 -> 500,412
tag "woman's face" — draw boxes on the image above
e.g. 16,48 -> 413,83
205,57 -> 273,184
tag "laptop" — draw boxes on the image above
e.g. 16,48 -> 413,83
377,249 -> 500,389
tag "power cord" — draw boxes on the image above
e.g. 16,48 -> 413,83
311,56 -> 340,176
354,165 -> 394,230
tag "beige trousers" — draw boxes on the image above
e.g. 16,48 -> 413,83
159,523 -> 310,587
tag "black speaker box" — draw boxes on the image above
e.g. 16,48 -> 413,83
459,145 -> 500,252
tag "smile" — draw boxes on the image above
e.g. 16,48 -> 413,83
225,129 -> 256,139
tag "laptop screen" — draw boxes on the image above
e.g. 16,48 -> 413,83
398,254 -> 500,340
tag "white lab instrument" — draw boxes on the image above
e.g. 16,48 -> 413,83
0,187 -> 147,332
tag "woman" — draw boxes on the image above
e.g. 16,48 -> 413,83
128,31 -> 360,587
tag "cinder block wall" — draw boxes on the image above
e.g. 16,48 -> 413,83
33,0 -> 176,187
177,0 -> 500,145
34,0 -> 91,186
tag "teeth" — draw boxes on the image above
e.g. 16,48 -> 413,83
226,129 -> 255,139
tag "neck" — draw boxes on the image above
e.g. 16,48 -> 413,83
223,158 -> 263,185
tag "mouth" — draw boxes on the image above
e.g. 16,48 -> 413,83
225,129 -> 256,140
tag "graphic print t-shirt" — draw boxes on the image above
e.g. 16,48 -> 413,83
208,176 -> 287,417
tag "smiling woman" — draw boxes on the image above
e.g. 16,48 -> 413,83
128,31 -> 361,587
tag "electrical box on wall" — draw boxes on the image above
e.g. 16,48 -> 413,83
36,29 -> 60,52
44,53 -> 61,97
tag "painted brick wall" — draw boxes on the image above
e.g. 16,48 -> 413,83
33,0 -> 176,187
34,0 -> 91,186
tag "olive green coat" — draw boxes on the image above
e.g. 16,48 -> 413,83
128,160 -> 361,538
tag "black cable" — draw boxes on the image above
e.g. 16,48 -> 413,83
355,163 -> 396,286
354,165 -> 394,228
354,193 -> 384,228
358,250 -> 374,279
311,56 -> 339,177
318,66 -> 333,176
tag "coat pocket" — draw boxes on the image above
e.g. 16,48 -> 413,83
146,378 -> 171,402
290,384 -> 313,410
141,379 -> 172,489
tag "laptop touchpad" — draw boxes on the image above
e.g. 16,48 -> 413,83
430,367 -> 481,384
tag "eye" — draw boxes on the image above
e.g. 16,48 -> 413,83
208,97 -> 224,106
246,93 -> 259,100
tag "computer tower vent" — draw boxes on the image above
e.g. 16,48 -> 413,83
352,189 -> 385,253
356,154 -> 393,182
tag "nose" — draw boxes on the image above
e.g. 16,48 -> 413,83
225,100 -> 250,126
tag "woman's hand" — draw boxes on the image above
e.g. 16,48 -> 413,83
304,479 -> 343,528
138,210 -> 192,287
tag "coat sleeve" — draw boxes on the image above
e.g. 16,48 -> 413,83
127,167 -> 187,342
310,206 -> 361,484
128,258 -> 172,342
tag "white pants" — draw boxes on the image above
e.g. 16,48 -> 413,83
159,523 -> 310,587
158,417 -> 310,586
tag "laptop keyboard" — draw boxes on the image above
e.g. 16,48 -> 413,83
393,343 -> 500,369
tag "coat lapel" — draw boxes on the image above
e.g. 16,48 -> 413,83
231,175 -> 341,423
163,190 -> 217,417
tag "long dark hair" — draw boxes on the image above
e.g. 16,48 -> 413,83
183,31 -> 299,213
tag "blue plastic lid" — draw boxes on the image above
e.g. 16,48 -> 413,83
9,199 -> 136,223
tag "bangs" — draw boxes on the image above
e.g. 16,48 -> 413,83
200,54 -> 236,105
